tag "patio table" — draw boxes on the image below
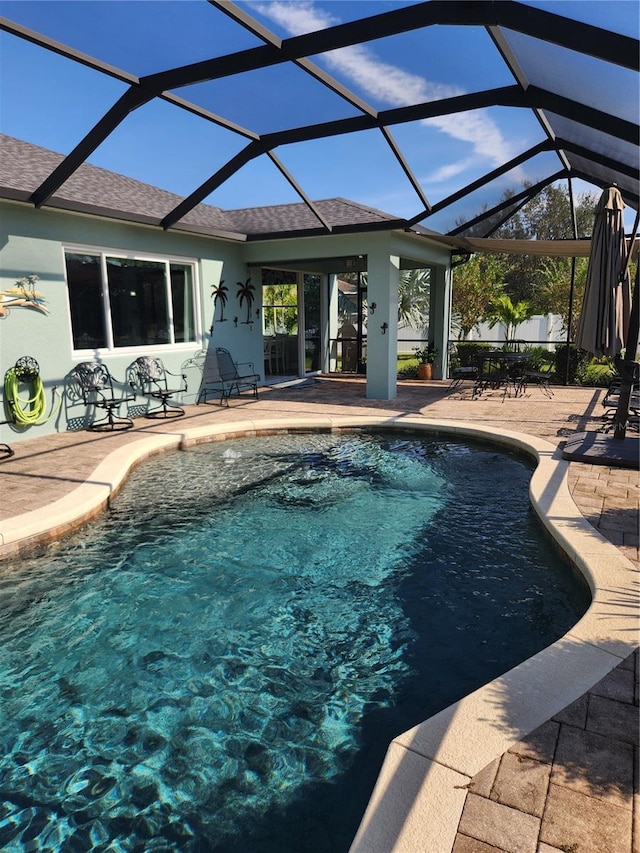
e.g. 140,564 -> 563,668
472,350 -> 529,400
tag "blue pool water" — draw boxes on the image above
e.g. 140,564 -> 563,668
0,431 -> 589,852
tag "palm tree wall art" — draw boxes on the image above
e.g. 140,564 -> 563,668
237,278 -> 256,326
210,280 -> 228,332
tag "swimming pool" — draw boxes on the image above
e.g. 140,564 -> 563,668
0,430 -> 589,852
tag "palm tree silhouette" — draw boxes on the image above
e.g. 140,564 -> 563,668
237,278 -> 256,325
210,280 -> 228,332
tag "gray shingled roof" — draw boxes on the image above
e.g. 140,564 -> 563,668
0,134 -> 401,242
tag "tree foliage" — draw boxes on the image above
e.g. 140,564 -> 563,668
451,254 -> 506,339
398,268 -> 431,331
485,294 -> 535,340
492,184 -> 598,307
451,182 -> 600,338
535,256 -> 589,335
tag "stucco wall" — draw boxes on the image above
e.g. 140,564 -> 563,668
0,201 -> 250,443
1,202 -> 453,443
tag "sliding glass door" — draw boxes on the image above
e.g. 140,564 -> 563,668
261,270 -> 324,377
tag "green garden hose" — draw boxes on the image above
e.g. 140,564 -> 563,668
3,364 -> 61,426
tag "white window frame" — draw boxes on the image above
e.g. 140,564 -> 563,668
63,244 -> 203,356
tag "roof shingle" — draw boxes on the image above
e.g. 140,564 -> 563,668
0,134 -> 402,241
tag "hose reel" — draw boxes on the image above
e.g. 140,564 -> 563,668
3,356 -> 61,426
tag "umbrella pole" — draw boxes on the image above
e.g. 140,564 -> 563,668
612,263 -> 639,439
612,209 -> 640,440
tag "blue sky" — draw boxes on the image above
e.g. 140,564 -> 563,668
0,0 -> 637,231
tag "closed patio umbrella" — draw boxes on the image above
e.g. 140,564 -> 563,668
576,186 -> 631,357
563,189 -> 639,465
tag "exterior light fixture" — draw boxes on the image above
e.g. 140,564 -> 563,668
381,322 -> 388,334
369,302 -> 377,314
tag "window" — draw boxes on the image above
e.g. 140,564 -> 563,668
65,250 -> 198,351
262,269 -> 298,336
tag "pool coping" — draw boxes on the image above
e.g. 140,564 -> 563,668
1,415 -> 637,853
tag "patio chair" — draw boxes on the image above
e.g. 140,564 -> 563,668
446,342 -> 479,392
601,376 -> 640,432
517,371 -> 553,398
471,351 -> 511,399
70,361 -> 135,431
127,356 -> 187,419
197,347 -> 259,406
447,364 -> 478,392
516,364 -> 554,398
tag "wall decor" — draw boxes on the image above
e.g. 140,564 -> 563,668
0,275 -> 48,318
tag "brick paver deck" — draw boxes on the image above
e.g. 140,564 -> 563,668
453,649 -> 638,853
0,377 -> 638,852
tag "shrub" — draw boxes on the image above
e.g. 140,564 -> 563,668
524,346 -> 555,372
578,357 -> 616,387
452,342 -> 494,368
554,344 -> 588,384
397,362 -> 419,379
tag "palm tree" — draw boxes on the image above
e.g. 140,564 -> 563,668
210,280 -> 228,331
398,268 -> 430,330
237,278 -> 256,325
486,294 -> 534,343
346,270 -> 431,328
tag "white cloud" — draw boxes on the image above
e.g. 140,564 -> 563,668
251,0 -> 516,169
252,1 -> 339,36
423,158 -> 477,185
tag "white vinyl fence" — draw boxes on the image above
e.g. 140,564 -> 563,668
398,314 -> 566,353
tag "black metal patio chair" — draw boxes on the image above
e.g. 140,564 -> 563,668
516,366 -> 554,398
127,356 -> 187,419
196,347 -> 259,406
447,364 -> 478,392
70,361 -> 135,431
600,376 -> 640,432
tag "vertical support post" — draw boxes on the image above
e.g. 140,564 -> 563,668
429,264 -> 451,380
322,273 -> 335,373
366,249 -> 399,400
565,177 -> 579,385
296,271 -> 305,378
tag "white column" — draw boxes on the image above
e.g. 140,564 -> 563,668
429,264 -> 452,380
366,250 -> 399,400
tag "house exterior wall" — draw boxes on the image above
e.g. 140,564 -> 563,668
0,201 -> 250,444
0,202 -> 452,444
391,231 -> 451,381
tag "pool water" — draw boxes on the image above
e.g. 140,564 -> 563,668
0,431 -> 589,852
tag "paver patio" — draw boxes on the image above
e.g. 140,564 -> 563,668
0,377 -> 637,852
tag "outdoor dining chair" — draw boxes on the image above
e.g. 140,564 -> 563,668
70,362 -> 135,431
516,366 -> 554,398
127,356 -> 187,419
